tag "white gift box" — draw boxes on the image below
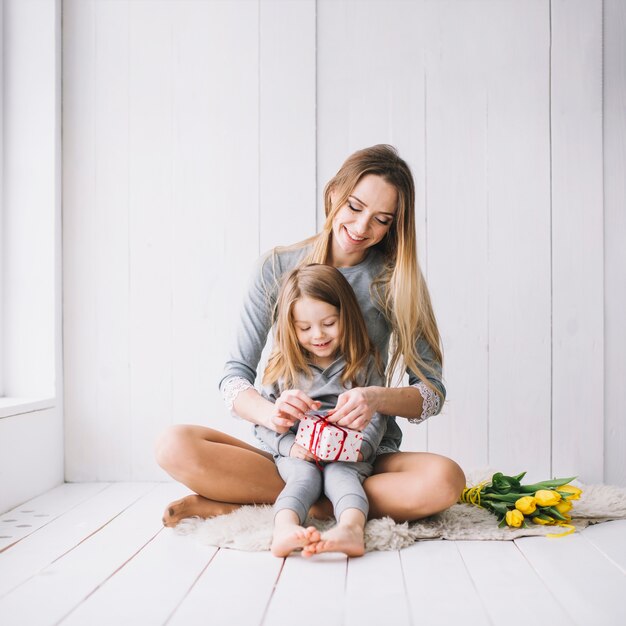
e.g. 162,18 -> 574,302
295,411 -> 363,462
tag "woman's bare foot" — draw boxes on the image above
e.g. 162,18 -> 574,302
306,522 -> 365,557
271,524 -> 321,558
162,494 -> 240,527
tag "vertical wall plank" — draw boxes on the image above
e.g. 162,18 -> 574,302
485,1 -> 551,480
169,0 -> 260,448
603,0 -> 626,486
94,0 -> 131,480
128,0 -> 175,479
63,0 -> 99,480
317,0 -> 428,453
259,0 -> 316,253
551,0 -> 604,482
425,2 -> 490,470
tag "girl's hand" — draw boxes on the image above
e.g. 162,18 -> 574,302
268,390 -> 321,433
326,387 -> 378,431
289,443 -> 317,462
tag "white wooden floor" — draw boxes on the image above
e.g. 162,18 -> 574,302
0,482 -> 625,626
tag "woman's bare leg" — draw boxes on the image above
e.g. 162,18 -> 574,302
156,427 -> 464,526
364,452 -> 466,522
155,424 -> 333,526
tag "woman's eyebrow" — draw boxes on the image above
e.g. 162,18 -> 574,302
349,194 -> 367,207
349,195 -> 395,217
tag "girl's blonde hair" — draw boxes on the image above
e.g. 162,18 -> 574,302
298,144 -> 443,393
263,264 -> 377,389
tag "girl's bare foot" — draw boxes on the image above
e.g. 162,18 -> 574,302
162,494 -> 240,527
307,523 -> 365,557
271,524 -> 321,558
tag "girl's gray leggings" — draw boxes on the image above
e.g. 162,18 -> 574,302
274,456 -> 374,524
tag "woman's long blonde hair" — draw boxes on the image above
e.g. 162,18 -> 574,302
263,264 -> 378,389
299,144 -> 443,394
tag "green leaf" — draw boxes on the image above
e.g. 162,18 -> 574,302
488,502 -> 511,515
544,506 -> 568,521
482,493 -> 525,503
518,477 -> 577,493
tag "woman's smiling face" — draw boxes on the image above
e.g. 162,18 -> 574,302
330,174 -> 398,267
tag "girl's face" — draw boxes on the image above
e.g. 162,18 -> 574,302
292,297 -> 341,369
330,174 -> 398,267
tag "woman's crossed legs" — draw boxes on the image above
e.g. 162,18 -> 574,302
155,424 -> 466,527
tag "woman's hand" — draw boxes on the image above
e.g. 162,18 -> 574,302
326,387 -> 379,431
267,389 -> 321,433
289,443 -> 317,462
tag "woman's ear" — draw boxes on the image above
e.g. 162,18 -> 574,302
328,186 -> 338,208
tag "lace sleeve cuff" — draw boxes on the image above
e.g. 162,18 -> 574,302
221,376 -> 254,418
407,381 -> 441,424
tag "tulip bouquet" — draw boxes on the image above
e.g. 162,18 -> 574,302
460,472 -> 582,537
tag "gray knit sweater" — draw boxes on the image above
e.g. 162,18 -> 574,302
220,244 -> 446,454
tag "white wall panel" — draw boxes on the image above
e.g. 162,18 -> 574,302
483,1 -> 551,481
317,0 -> 429,454
128,0 -> 176,480
603,0 -> 626,487
0,408 -> 64,513
63,0 -> 261,480
62,0 -> 616,484
551,0 -> 604,482
63,0 -> 97,481
259,0 -> 316,253
424,2 -> 490,471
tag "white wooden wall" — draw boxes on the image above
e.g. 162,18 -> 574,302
63,0 -> 624,485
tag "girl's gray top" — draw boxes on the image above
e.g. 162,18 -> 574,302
220,244 -> 446,454
254,355 -> 387,462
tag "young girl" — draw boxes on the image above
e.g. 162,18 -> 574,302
254,263 -> 386,557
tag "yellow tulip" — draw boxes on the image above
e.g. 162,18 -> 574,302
532,515 -> 555,525
535,489 -> 561,507
515,496 -> 537,515
505,509 -> 525,528
555,500 -> 573,515
559,484 -> 582,501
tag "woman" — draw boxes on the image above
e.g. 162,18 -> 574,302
156,144 -> 465,526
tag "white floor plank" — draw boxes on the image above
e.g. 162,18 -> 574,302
2,481 -> 624,626
0,483 -> 187,626
515,535 -> 626,626
59,527 -> 216,625
401,540 -> 490,626
0,483 -> 109,551
457,540 -> 572,625
0,482 -> 154,599
581,520 -> 626,573
345,551 -> 411,626
169,549 -> 283,626
264,552 -> 347,626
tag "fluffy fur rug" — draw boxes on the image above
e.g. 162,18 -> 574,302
174,470 -> 626,552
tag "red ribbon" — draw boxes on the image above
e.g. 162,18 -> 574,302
306,413 -> 348,470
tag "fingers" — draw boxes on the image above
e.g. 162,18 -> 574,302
326,390 -> 372,431
276,390 -> 320,421
270,416 -> 296,433
289,443 -> 316,462
332,410 -> 371,431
